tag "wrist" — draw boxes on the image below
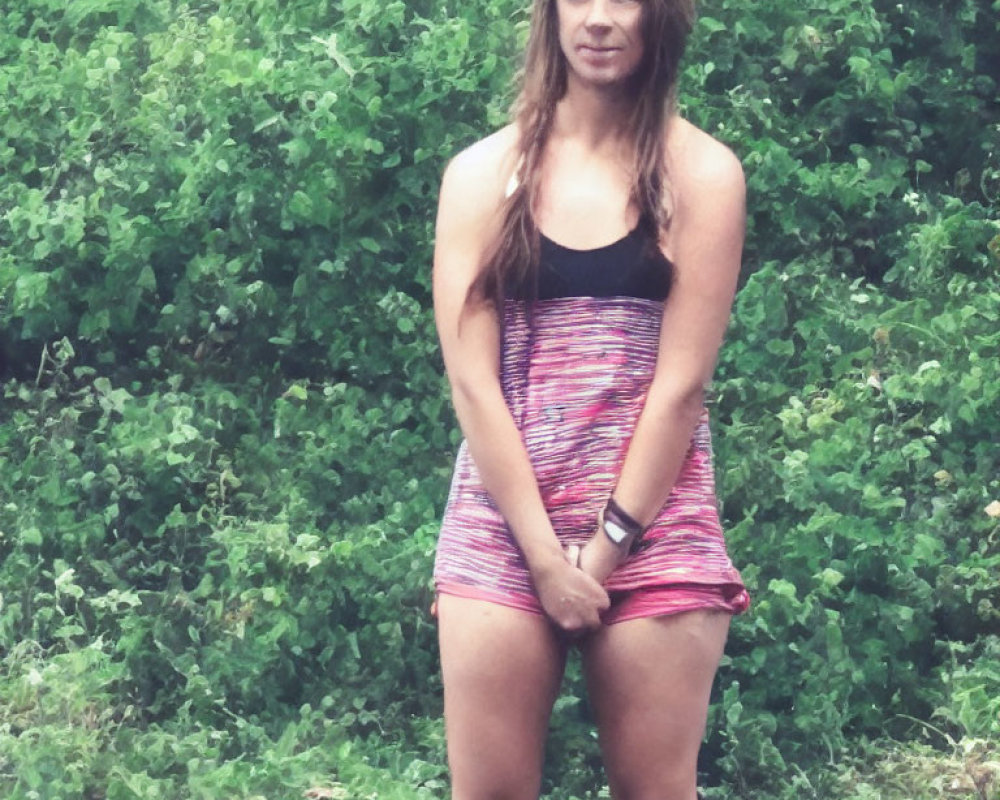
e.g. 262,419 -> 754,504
590,529 -> 627,562
524,540 -> 566,578
600,497 -> 647,553
580,531 -> 627,582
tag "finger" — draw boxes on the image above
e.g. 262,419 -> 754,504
573,615 -> 601,637
564,544 -> 581,568
557,601 -> 606,635
579,576 -> 611,607
564,616 -> 595,639
552,611 -> 580,636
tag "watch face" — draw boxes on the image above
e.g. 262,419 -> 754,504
603,519 -> 631,544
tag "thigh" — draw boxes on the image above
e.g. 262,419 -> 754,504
580,609 -> 731,800
437,594 -> 568,800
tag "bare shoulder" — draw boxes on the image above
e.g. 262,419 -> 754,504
665,117 -> 745,210
433,125 -> 519,289
438,124 -> 520,228
660,117 -> 745,273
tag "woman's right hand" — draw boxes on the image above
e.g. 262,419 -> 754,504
530,550 -> 610,634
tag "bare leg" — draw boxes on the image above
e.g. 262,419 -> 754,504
437,594 -> 568,800
580,610 -> 731,800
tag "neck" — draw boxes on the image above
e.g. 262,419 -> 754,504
551,73 -> 636,150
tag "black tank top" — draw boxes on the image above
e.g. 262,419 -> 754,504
536,227 -> 672,301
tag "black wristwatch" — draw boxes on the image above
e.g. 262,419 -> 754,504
601,497 -> 646,553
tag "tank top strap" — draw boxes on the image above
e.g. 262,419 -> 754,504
505,154 -> 525,199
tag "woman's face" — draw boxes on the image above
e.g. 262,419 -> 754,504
555,0 -> 646,88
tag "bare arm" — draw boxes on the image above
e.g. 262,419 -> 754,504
580,134 -> 747,579
432,135 -> 609,630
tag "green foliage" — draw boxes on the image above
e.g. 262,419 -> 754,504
1,0 -> 998,797
1,634 -> 443,799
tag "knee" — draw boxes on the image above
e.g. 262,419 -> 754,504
450,771 -> 542,800
608,766 -> 699,800
449,745 -> 543,800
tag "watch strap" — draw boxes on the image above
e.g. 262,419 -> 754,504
601,497 -> 647,553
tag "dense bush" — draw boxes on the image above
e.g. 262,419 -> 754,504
1,0 -> 997,797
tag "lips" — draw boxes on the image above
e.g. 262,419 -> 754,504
578,45 -> 621,61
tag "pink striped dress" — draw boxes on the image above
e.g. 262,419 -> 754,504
434,277 -> 748,624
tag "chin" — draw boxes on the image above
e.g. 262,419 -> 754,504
568,58 -> 641,89
575,68 -> 635,89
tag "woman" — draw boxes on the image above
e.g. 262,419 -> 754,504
431,0 -> 748,797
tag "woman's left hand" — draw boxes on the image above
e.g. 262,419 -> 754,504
575,530 -> 628,585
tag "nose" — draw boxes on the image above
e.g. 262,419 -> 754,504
583,0 -> 613,29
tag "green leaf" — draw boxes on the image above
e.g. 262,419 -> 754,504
699,16 -> 727,33
21,526 -> 43,547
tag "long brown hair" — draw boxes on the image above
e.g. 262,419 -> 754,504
470,0 -> 696,306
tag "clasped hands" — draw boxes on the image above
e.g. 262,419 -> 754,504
532,529 -> 628,637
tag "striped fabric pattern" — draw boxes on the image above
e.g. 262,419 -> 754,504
434,296 -> 747,616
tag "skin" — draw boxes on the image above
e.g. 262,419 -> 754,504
433,0 -> 746,796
